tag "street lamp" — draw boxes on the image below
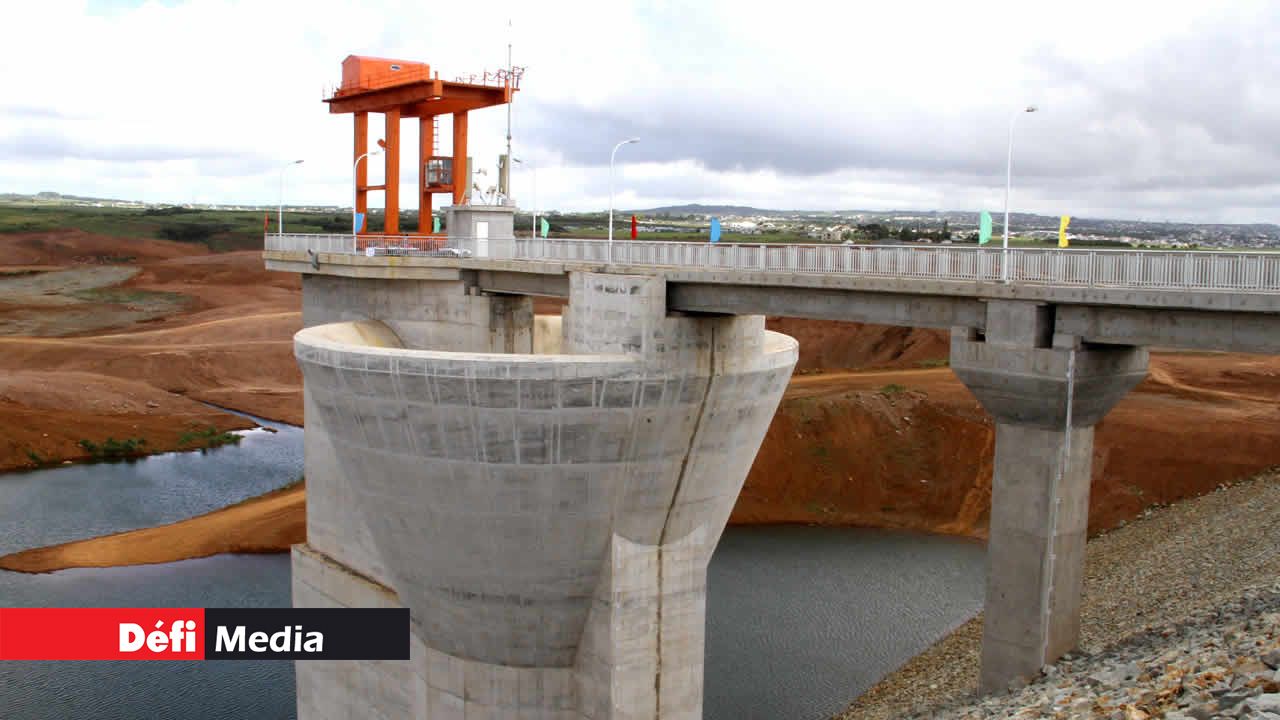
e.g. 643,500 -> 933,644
278,159 -> 304,236
513,156 -> 537,240
608,137 -> 639,254
1002,105 -> 1038,282
353,146 -> 383,240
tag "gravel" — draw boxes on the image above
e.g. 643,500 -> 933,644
904,583 -> 1280,719
839,468 -> 1280,720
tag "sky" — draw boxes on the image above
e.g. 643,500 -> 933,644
1,0 -> 1278,223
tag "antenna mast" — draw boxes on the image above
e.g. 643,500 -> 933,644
506,19 -> 513,174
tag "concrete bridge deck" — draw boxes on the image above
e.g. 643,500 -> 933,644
266,234 -> 1280,354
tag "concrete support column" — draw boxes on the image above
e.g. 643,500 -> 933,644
950,300 -> 1148,692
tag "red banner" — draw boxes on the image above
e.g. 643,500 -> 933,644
0,608 -> 205,660
0,607 -> 408,660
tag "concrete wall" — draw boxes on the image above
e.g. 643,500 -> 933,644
292,271 -> 796,718
300,275 -> 533,589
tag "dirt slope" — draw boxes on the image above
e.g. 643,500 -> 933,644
733,353 -> 1280,537
0,232 -> 301,471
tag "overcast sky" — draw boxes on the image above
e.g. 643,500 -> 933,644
2,0 -> 1277,223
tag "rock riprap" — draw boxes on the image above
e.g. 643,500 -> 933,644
906,583 -> 1280,720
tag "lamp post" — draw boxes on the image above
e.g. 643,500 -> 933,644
353,147 -> 383,241
513,156 -> 537,240
608,137 -> 639,256
1002,105 -> 1038,282
278,159 -> 304,236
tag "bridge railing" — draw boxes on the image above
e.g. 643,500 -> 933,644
266,233 -> 1280,293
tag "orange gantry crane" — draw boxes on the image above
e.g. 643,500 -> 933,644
326,55 -> 518,235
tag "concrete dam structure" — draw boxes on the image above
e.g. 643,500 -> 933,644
271,218 -> 1280,711
292,270 -> 797,718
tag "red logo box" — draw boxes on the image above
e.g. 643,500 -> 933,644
0,608 -> 206,660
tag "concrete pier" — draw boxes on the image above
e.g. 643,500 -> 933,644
951,300 -> 1149,692
291,271 -> 796,718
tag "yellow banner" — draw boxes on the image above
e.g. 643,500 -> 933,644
1058,215 -> 1071,248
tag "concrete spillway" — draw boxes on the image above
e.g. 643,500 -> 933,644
292,272 -> 797,718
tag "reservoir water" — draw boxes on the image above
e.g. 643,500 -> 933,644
0,416 -> 985,720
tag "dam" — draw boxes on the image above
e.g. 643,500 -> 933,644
291,267 -> 796,718
268,208 -> 1280,718
268,53 -> 1280,720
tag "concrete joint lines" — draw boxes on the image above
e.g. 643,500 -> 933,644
291,270 -> 797,719
950,300 -> 1149,693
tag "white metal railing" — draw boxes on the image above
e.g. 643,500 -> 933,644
265,233 -> 1280,293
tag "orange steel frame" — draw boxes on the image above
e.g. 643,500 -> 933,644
327,56 -> 515,235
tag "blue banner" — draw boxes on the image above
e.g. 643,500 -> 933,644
709,217 -> 721,243
354,212 -> 365,233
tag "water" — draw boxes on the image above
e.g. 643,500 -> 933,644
0,417 -> 986,720
0,415 -> 302,555
0,556 -> 295,720
706,527 -> 985,719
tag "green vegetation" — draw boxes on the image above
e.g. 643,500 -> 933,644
70,287 -> 189,307
0,202 -> 355,252
77,437 -> 148,459
915,357 -> 949,368
177,425 -> 243,450
25,449 -> 46,466
879,383 -> 907,396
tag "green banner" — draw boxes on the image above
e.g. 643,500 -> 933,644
540,217 -> 550,238
979,211 -> 992,245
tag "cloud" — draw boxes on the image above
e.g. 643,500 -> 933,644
0,129 -> 272,170
0,0 -> 1277,223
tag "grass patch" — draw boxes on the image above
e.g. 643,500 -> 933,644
25,449 -> 46,466
178,425 -> 243,450
915,357 -> 949,368
879,383 -> 907,396
0,203 -> 355,252
70,287 -> 188,306
77,437 -> 147,459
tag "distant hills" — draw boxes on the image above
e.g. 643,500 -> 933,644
637,204 -> 1279,232
5,193 -> 1277,239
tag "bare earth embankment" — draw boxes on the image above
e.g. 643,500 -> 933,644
0,230 -> 302,473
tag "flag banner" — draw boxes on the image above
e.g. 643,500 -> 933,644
1059,215 -> 1071,248
979,211 -> 992,245
709,217 -> 722,243
263,214 -> 269,232
354,212 -> 365,233
540,217 -> 550,238
0,607 -> 409,661
631,215 -> 638,240
433,216 -> 441,233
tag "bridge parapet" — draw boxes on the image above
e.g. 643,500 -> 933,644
267,232 -> 1280,294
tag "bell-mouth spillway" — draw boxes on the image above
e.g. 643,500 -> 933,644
294,315 -> 798,669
